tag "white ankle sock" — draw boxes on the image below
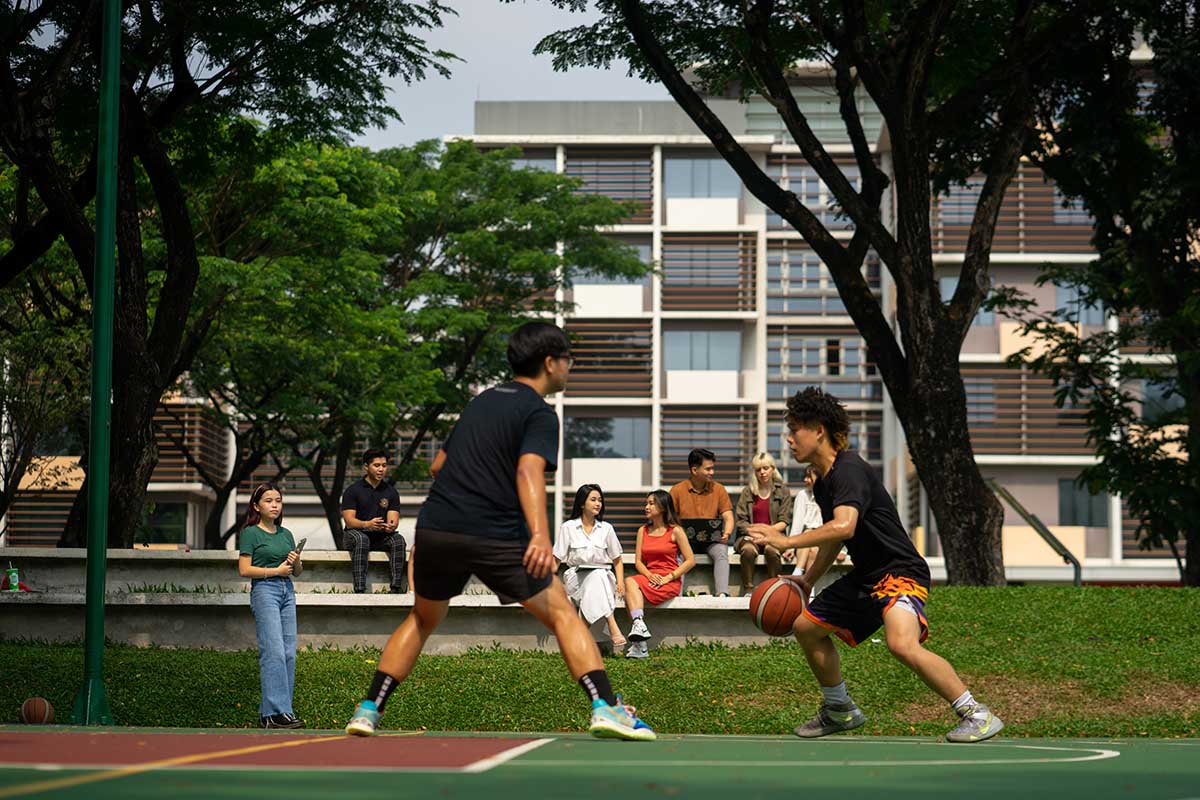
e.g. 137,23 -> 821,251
821,682 -> 851,706
952,690 -> 977,716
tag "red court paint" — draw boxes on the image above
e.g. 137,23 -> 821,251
0,732 -> 539,771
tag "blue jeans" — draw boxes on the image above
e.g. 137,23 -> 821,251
250,577 -> 296,717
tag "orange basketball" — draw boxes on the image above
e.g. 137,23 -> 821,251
748,577 -> 805,636
19,697 -> 54,724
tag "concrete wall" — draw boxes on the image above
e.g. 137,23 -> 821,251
0,593 -> 774,654
474,100 -> 748,136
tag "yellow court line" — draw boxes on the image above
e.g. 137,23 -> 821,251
0,731 -> 421,799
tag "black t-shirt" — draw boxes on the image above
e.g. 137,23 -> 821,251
813,450 -> 930,585
417,381 -> 559,540
340,477 -> 402,535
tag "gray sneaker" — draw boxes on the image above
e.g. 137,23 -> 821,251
624,640 -> 649,659
628,618 -> 652,641
945,704 -> 1004,743
793,701 -> 866,738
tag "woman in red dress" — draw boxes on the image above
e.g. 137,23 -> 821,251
623,490 -> 697,658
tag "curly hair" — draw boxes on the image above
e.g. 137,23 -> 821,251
785,387 -> 851,452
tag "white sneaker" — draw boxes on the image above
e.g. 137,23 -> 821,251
629,618 -> 651,641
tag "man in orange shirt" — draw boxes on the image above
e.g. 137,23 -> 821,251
669,448 -> 735,596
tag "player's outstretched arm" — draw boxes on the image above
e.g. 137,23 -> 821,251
516,452 -> 554,578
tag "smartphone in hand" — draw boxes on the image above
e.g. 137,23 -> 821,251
294,538 -> 307,556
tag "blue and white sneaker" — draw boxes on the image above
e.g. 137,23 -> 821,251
345,700 -> 380,737
589,696 -> 656,741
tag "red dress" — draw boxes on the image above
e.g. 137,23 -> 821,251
631,526 -> 683,605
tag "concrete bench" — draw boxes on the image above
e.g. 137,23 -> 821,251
0,590 -> 771,655
0,546 -> 839,597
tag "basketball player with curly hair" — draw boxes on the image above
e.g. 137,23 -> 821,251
749,387 -> 1003,743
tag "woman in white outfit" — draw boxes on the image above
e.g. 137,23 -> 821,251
554,484 -> 626,648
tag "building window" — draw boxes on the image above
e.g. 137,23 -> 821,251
765,328 -> 880,401
573,238 -> 651,285
663,330 -> 741,371
939,276 -> 994,326
1058,479 -> 1109,527
1142,375 -> 1184,424
664,156 -> 741,198
564,415 -> 651,460
137,501 -> 188,545
1055,283 -> 1105,325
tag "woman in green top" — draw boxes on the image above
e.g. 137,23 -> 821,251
238,482 -> 304,729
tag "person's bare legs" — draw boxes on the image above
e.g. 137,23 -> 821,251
793,613 -> 842,687
606,614 -> 625,644
520,577 -> 603,679
882,607 -> 966,703
791,612 -> 865,737
624,577 -> 645,618
377,594 -> 450,679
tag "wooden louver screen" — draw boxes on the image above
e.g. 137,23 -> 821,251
660,406 -> 758,487
565,320 -> 653,398
932,164 -> 1093,254
152,403 -> 228,484
6,491 -> 73,547
564,147 -> 653,224
661,233 -> 757,312
960,364 -> 1091,455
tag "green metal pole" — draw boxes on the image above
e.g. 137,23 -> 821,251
71,0 -> 121,726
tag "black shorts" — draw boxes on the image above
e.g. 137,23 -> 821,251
803,572 -> 930,647
413,527 -> 552,604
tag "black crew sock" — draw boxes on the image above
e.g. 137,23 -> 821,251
578,670 -> 617,706
367,670 -> 400,713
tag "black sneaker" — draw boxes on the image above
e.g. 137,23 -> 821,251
261,713 -> 303,729
391,575 -> 408,594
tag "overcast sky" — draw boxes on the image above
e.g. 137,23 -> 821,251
352,0 -> 669,149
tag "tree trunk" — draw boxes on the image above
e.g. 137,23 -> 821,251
902,346 -> 1007,586
203,448 -> 269,549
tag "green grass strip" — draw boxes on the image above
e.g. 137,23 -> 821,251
4,586 -> 1198,737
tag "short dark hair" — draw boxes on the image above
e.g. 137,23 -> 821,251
786,387 -> 851,452
362,448 -> 388,465
507,321 -> 572,378
688,448 -> 716,469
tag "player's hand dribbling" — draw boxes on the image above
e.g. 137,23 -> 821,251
523,533 -> 554,578
782,572 -> 812,597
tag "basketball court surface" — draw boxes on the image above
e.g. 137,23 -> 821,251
1,727 -> 1196,799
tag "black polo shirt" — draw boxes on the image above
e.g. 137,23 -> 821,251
417,381 -> 559,540
340,477 -> 401,534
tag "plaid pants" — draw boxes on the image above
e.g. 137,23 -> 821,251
342,529 -> 407,592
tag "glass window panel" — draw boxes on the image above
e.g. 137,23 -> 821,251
663,331 -> 689,370
709,331 -> 741,370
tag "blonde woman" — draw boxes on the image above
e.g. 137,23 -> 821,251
733,452 -> 794,590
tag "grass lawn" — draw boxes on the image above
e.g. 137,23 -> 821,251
4,586 -> 1198,737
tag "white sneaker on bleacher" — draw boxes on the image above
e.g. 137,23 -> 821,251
628,618 -> 651,641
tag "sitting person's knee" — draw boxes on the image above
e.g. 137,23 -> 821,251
343,530 -> 367,550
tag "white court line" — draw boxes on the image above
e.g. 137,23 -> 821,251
461,738 -> 555,774
507,743 -> 1121,768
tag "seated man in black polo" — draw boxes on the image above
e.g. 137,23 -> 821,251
340,448 -> 408,593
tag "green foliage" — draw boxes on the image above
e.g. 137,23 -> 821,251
997,1 -> 1200,575
4,587 -> 1198,736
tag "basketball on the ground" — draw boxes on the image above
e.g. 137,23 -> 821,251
19,697 -> 54,724
748,577 -> 805,637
